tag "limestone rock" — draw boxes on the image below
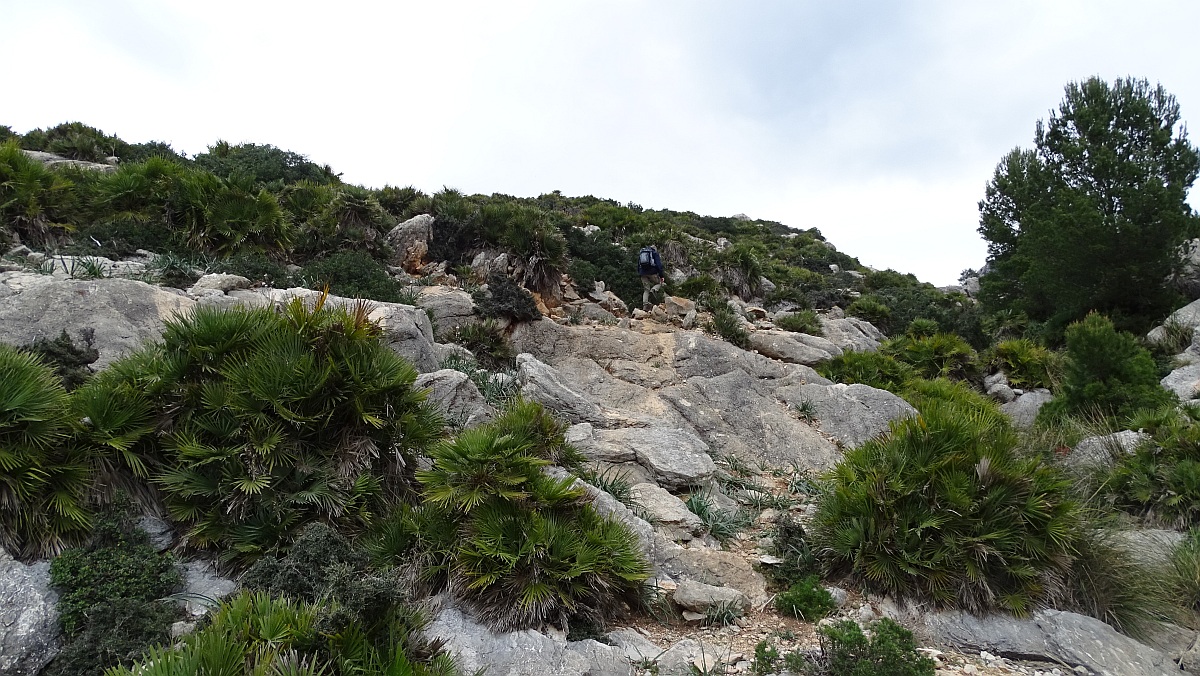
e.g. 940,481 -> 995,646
629,483 -> 705,541
747,330 -> 840,366
672,579 -> 750,614
1067,430 -> 1150,470
22,149 -> 117,173
415,369 -> 496,428
654,638 -> 734,676
593,427 -> 716,489
417,286 -> 477,335
180,560 -> 238,618
386,214 -> 433,272
819,316 -> 884,353
776,382 -> 915,449
516,353 -> 606,424
0,274 -> 195,369
0,547 -> 60,676
137,515 -> 175,552
999,389 -> 1053,429
606,628 -> 665,662
1163,362 -> 1200,401
189,273 -> 251,294
425,606 -> 633,676
923,608 -> 1181,676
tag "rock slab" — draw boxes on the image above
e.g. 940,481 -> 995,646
0,547 -> 60,676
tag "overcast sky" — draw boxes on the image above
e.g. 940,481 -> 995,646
5,1 -> 1200,285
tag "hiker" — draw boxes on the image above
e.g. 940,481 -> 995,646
637,245 -> 664,311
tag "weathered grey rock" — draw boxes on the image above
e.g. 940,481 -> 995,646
825,586 -> 850,608
516,353 -> 605,425
664,296 -> 696,318
0,547 -> 60,676
819,316 -> 884,353
22,149 -> 116,173
180,560 -> 238,618
189,273 -> 251,294
1067,430 -> 1150,470
672,579 -> 749,614
1163,362 -> 1200,401
0,274 -> 195,369
137,515 -> 175,552
660,371 -> 840,472
984,372 -> 1009,389
747,330 -> 839,366
415,369 -> 496,428
963,276 -> 981,297
775,382 -> 915,449
923,608 -> 1180,676
417,286 -> 477,335
657,545 -> 768,607
986,381 -> 1017,403
605,628 -> 665,663
654,638 -> 734,676
1171,238 -> 1200,300
629,484 -> 705,541
594,427 -> 716,489
386,214 -> 433,272
425,606 -> 633,676
999,389 -> 1053,429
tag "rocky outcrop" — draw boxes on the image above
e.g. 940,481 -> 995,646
0,547 -> 59,676
818,316 -> 884,353
999,389 -> 1053,429
22,149 -> 117,173
747,330 -> 842,366
775,382 -> 916,448
0,273 -> 195,368
415,369 -> 496,428
189,273 -> 252,294
417,286 -> 477,336
1163,362 -> 1200,401
426,606 -> 633,676
672,579 -> 750,614
516,354 -> 606,425
629,483 -> 705,541
591,427 -> 716,489
386,214 -> 433,272
1067,430 -> 1150,470
923,608 -> 1182,676
180,560 -> 238,618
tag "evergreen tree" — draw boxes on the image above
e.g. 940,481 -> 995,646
978,77 -> 1200,339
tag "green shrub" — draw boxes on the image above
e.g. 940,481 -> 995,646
905,318 -> 939,338
987,338 -> 1062,390
437,354 -> 520,407
816,351 -> 914,392
1103,408 -> 1200,528
475,272 -> 543,323
676,274 -> 724,301
71,219 -> 174,259
717,244 -> 765,300
193,141 -> 338,186
46,503 -> 181,675
812,400 -> 1079,614
804,619 -> 935,676
106,591 -> 458,676
19,329 -> 98,391
0,139 -> 80,246
882,332 -> 978,381
1039,313 -> 1175,423
211,251 -> 290,287
684,492 -> 750,542
705,302 -> 750,348
1061,526 -> 1172,638
301,250 -> 405,302
416,419 -> 648,631
0,344 -> 91,558
846,295 -> 892,328
776,310 -> 822,335
769,513 -> 818,586
503,206 -> 568,295
774,575 -> 836,620
447,320 -> 514,370
900,377 -> 1005,419
489,398 -> 585,469
1170,530 -> 1200,612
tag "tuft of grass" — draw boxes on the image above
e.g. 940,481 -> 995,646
577,467 -> 634,506
684,492 -> 750,543
703,600 -> 743,627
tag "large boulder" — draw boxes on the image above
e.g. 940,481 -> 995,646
179,560 -> 238,618
516,354 -> 606,425
22,149 -> 117,173
999,389 -> 1053,429
592,427 -> 716,489
775,382 -> 916,449
923,608 -> 1181,676
417,286 -> 477,336
425,606 -> 633,676
628,483 -> 705,542
660,370 -> 840,472
1067,430 -> 1150,470
414,369 -> 496,428
747,330 -> 841,366
818,316 -> 884,353
0,547 -> 60,676
671,579 -> 749,614
0,273 -> 194,368
385,214 -> 433,272
1163,362 -> 1200,401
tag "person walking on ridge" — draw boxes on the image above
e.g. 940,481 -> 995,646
637,245 -> 665,311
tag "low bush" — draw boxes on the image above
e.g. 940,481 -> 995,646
684,491 -> 750,542
1170,530 -> 1200,612
776,310 -> 822,335
987,338 -> 1062,390
705,301 -> 750,348
1060,525 -> 1172,638
1038,313 -> 1175,423
301,250 -> 405,302
845,295 -> 891,327
475,272 -> 543,323
19,328 -> 98,391
882,332 -> 978,381
1102,406 -> 1200,528
812,400 -> 1079,614
796,619 -> 935,676
816,351 -> 914,392
0,139 -> 81,247
211,251 -> 290,288
447,319 -> 514,370
768,513 -> 818,586
46,503 -> 181,675
774,575 -> 836,620
437,354 -> 520,407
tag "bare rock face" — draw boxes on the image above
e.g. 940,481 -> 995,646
747,330 -> 841,366
425,606 -> 633,676
22,149 -> 117,173
923,608 -> 1181,676
386,214 -> 433,272
1067,430 -> 1151,470
629,483 -> 705,542
999,389 -> 1053,429
591,427 -> 716,489
0,546 -> 60,676
776,382 -> 916,449
417,286 -> 477,336
818,316 -> 885,353
0,273 -> 194,369
415,369 -> 496,428
672,579 -> 749,614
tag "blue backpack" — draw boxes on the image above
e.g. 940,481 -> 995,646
637,247 -> 660,275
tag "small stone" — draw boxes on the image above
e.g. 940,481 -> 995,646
682,610 -> 706,622
170,621 -> 196,638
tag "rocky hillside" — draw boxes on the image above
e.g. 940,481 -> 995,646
2,136 -> 1200,676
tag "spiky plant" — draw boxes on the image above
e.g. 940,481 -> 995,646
987,338 -> 1062,390
812,399 -> 1080,615
489,399 -> 584,469
882,332 -> 978,381
448,320 -> 514,370
0,139 -> 80,246
0,345 -> 91,558
816,350 -> 914,392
